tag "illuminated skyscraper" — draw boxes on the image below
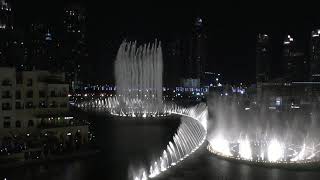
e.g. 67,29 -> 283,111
188,17 -> 208,79
181,17 -> 207,88
0,0 -> 13,31
282,34 -> 306,81
26,23 -> 60,70
0,0 -> 26,68
310,29 -> 320,82
63,3 -> 88,91
256,33 -> 271,83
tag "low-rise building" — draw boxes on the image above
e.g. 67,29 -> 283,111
0,67 -> 88,154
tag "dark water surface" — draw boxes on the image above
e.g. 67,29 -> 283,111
0,113 -> 180,180
2,113 -> 320,180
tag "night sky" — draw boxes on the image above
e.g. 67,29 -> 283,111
10,1 -> 320,84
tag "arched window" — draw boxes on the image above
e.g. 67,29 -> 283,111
16,120 -> 21,128
28,120 -> 34,127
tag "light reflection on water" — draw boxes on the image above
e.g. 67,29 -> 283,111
1,115 -> 320,180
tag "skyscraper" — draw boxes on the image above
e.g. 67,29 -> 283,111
63,3 -> 88,91
282,34 -> 306,81
0,0 -> 13,31
26,23 -> 60,71
310,29 -> 320,82
181,17 -> 207,88
188,17 -> 207,79
0,0 -> 27,69
0,0 -> 13,65
256,33 -> 271,83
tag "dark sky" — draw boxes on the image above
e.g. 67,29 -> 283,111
10,1 -> 320,84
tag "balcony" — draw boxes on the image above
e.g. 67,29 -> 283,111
50,91 -> 68,98
2,94 -> 12,99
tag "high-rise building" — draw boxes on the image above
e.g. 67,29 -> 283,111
188,17 -> 207,79
181,17 -> 207,88
310,29 -> 320,82
282,34 -> 306,81
256,34 -> 271,83
0,0 -> 27,69
163,39 -> 188,87
0,0 -> 13,31
26,23 -> 60,71
63,4 -> 88,91
0,0 -> 13,65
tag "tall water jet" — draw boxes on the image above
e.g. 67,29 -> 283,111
113,40 -> 164,116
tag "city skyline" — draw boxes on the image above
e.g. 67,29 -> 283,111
3,1 -> 320,84
2,2 -> 320,180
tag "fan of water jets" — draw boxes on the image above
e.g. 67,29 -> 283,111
76,97 -> 189,118
134,103 -> 208,180
207,93 -> 320,163
114,40 -> 164,116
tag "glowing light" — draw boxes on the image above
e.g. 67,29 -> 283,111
267,139 -> 284,162
239,137 -> 252,160
210,135 -> 232,156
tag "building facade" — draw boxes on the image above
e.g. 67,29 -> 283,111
256,34 -> 271,83
282,34 -> 307,82
0,67 -> 88,145
310,29 -> 320,82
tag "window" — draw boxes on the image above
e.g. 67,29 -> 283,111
15,91 -> 21,99
2,79 -> 12,86
39,90 -> 46,98
25,102 -> 33,109
49,101 -> 57,108
16,121 -> 21,128
60,103 -> 67,108
26,90 -> 33,98
15,102 -> 22,109
28,120 -> 34,127
26,79 -> 33,86
3,121 -> 10,128
2,103 -> 12,110
16,73 -> 22,84
2,90 -> 11,98
39,101 -> 46,108
50,91 -> 56,97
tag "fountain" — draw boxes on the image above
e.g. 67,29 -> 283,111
75,40 -> 208,180
136,103 -> 208,179
113,40 -> 163,117
207,94 -> 320,166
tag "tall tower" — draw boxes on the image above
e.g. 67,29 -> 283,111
63,3 -> 87,91
0,0 -> 13,66
282,34 -> 306,81
283,34 -> 295,79
27,24 -> 58,71
189,17 -> 207,80
310,29 -> 320,82
256,33 -> 271,83
0,0 -> 13,31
